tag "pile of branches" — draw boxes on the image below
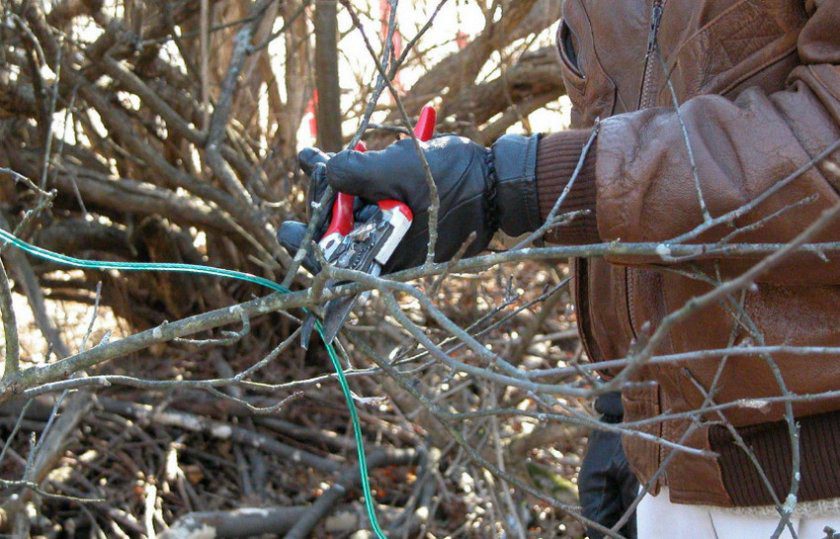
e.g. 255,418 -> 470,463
0,257 -> 586,537
0,0 -> 565,328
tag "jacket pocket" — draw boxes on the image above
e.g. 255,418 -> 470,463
557,0 -> 617,127
558,20 -> 586,84
621,383 -> 664,495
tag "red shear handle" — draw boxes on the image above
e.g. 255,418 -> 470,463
323,141 -> 367,238
324,193 -> 355,237
376,105 -> 437,221
414,105 -> 436,142
323,106 -> 436,239
377,199 -> 413,220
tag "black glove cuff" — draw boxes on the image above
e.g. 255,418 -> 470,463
490,133 -> 542,237
594,392 -> 624,423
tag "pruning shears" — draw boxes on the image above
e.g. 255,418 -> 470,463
301,106 -> 437,349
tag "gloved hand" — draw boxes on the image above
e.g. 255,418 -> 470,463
277,147 -> 337,274
579,392 -> 639,539
278,133 -> 543,273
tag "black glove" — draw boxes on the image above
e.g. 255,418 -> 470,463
277,147 -> 336,274
278,133 -> 543,273
579,392 -> 639,539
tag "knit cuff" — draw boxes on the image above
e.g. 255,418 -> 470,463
536,130 -> 600,244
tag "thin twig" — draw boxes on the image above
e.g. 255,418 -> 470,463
0,255 -> 19,379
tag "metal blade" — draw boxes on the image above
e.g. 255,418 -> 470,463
321,295 -> 359,344
299,313 -> 317,350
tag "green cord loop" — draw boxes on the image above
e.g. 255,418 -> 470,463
0,227 -> 386,538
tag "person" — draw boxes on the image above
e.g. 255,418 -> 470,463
280,1 -> 840,537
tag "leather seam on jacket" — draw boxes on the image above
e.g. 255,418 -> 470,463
808,64 -> 840,109
719,47 -> 800,98
572,259 -> 606,372
666,0 -> 756,67
665,0 -> 805,76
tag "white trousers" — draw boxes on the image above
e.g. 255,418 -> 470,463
637,489 -> 840,539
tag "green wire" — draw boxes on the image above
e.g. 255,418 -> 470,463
0,227 -> 386,538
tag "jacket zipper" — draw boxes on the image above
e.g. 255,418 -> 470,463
638,0 -> 665,110
628,0 -> 665,341
633,1 -> 667,484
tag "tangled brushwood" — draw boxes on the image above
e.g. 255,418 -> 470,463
1,0 -> 838,538
0,1 -> 581,536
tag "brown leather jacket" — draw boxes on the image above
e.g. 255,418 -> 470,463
536,0 -> 840,506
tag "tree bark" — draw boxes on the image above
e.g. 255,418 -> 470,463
314,0 -> 343,152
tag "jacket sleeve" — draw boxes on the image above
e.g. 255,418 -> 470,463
536,1 -> 840,286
